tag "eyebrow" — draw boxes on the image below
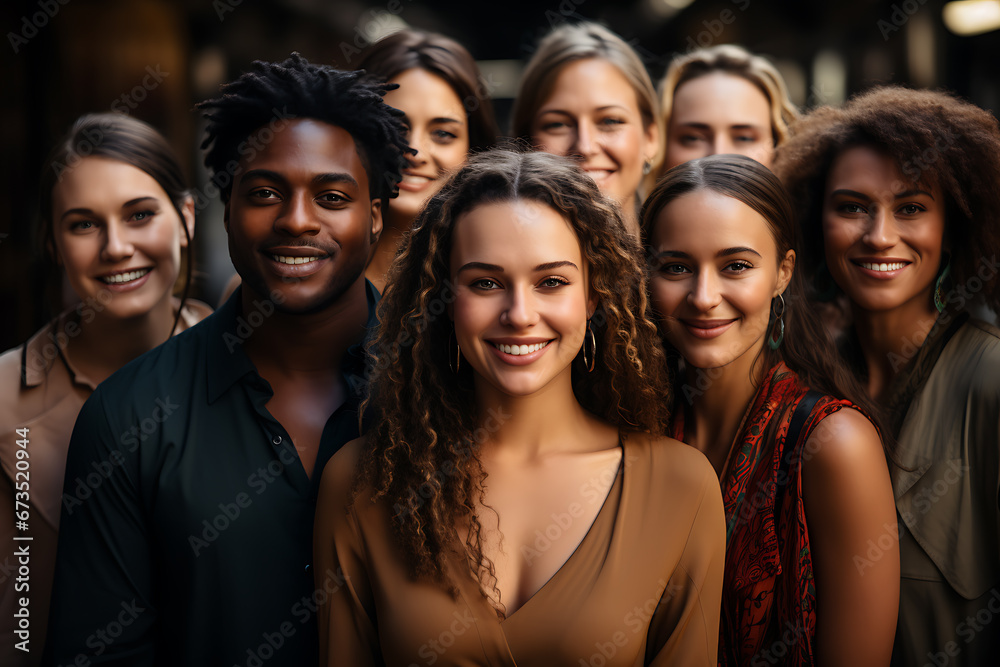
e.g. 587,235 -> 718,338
241,169 -> 359,189
677,122 -> 762,130
537,105 -> 630,116
431,117 -> 463,124
831,188 -> 935,201
657,247 -> 762,259
60,196 -> 160,221
457,260 -> 580,273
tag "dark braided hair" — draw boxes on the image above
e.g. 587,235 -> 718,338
197,53 -> 411,205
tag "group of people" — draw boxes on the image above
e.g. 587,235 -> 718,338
1,19 -> 998,667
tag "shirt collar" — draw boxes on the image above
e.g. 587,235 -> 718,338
205,280 -> 380,404
21,310 -> 98,390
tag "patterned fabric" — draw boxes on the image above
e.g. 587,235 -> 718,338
671,362 -> 855,667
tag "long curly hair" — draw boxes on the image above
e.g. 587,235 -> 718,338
357,148 -> 670,610
774,85 -> 1000,316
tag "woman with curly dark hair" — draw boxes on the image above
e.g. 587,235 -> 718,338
314,148 -> 725,665
642,153 -> 898,666
774,86 -> 1000,666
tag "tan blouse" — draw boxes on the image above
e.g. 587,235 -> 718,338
0,299 -> 211,665
314,432 -> 726,666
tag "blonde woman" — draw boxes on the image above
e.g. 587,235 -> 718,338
512,22 -> 661,236
658,45 -> 797,173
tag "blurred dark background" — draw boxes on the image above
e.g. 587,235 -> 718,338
2,0 -> 999,351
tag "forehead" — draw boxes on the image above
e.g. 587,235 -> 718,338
671,72 -> 771,127
385,68 -> 465,118
826,145 -> 939,196
451,200 -> 583,267
540,58 -> 641,113
52,156 -> 166,210
652,189 -> 777,256
239,118 -> 370,192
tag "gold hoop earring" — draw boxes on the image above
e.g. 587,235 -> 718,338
581,319 -> 597,373
448,330 -> 461,373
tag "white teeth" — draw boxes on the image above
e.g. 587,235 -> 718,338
100,269 -> 150,284
493,341 -> 550,356
859,261 -> 907,272
272,255 -> 320,265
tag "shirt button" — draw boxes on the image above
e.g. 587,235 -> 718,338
272,435 -> 282,445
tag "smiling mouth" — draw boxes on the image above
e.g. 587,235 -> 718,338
99,268 -> 150,284
490,341 -> 551,355
582,168 -> 614,182
853,260 -> 910,272
269,254 -> 324,265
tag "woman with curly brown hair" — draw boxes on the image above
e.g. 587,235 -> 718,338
642,153 -> 898,666
774,86 -> 1000,666
314,148 -> 725,665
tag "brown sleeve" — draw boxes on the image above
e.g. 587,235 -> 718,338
646,461 -> 726,666
313,440 -> 381,667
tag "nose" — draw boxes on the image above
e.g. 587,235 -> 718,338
711,135 -> 734,157
100,220 -> 134,262
687,269 -> 722,312
570,121 -> 600,159
273,191 -> 321,237
862,207 -> 900,250
406,129 -> 427,167
500,284 -> 540,328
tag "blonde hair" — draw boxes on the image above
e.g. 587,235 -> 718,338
658,45 -> 798,178
511,22 -> 662,176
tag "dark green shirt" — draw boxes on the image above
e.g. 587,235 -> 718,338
45,283 -> 378,666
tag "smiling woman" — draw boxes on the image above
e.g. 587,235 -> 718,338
0,113 -> 211,666
642,154 -> 898,666
314,148 -> 726,666
512,22 -> 662,237
356,29 -> 499,294
775,85 -> 1000,666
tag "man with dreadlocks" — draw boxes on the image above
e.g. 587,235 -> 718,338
44,54 -> 409,666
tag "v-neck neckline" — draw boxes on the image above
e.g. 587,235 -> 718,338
463,433 -> 627,627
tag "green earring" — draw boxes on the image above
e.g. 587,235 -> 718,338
768,294 -> 785,350
934,261 -> 951,313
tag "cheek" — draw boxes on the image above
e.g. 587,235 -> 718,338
650,277 -> 683,316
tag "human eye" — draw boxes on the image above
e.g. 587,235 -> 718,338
539,276 -> 570,288
129,209 -> 157,223
538,118 -> 571,134
725,260 -> 754,273
658,262 -> 690,276
68,219 -> 95,232
836,201 -> 867,215
317,192 -> 347,206
598,116 -> 626,129
250,188 -> 280,201
471,278 -> 501,290
898,203 -> 926,216
678,133 -> 704,146
432,129 -> 459,143
734,133 -> 759,144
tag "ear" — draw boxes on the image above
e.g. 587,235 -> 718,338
179,196 -> 196,248
776,249 -> 795,296
370,198 -> 383,245
643,119 -> 661,165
